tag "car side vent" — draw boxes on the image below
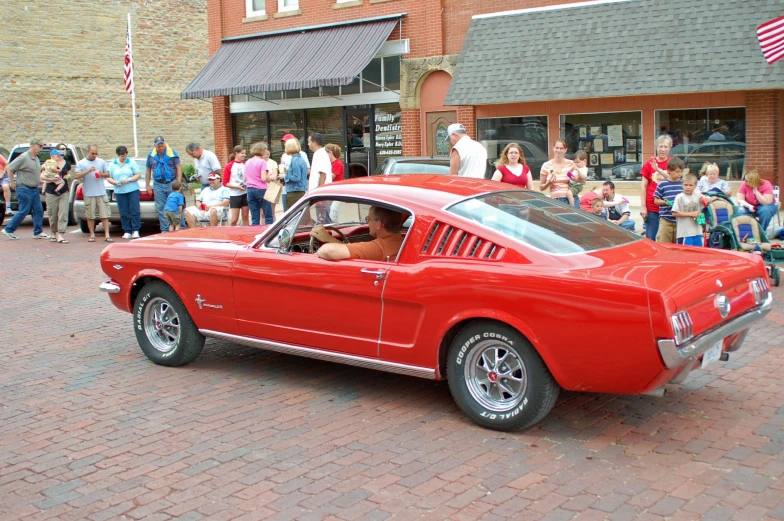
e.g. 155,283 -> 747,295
421,221 -> 505,260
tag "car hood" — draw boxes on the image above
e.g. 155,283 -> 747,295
136,226 -> 269,246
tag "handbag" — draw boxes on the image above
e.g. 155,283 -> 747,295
264,181 -> 282,204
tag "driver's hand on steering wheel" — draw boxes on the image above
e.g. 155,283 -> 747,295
310,225 -> 334,243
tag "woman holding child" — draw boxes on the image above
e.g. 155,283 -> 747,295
539,139 -> 574,203
492,143 -> 533,190
640,134 -> 672,240
41,144 -> 72,243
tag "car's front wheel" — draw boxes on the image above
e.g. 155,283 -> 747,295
133,281 -> 204,366
79,219 -> 89,234
447,322 -> 559,431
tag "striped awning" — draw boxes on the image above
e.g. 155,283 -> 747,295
181,18 -> 400,100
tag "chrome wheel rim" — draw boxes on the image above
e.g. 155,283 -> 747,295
464,340 -> 527,412
143,297 -> 181,353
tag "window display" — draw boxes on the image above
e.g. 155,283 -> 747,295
655,107 -> 746,180
560,112 -> 642,180
232,112 -> 268,151
269,110 -> 304,163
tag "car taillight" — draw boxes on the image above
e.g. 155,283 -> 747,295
75,184 -> 84,200
670,311 -> 694,345
750,278 -> 769,305
139,189 -> 154,201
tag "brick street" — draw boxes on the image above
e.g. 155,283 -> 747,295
1,219 -> 783,521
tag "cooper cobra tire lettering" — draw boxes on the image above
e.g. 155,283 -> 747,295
447,322 -> 559,432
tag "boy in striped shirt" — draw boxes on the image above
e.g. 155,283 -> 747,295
653,157 -> 686,243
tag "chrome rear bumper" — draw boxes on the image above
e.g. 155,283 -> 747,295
99,281 -> 121,294
657,293 -> 773,369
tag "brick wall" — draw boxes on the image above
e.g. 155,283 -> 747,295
0,0 -> 214,159
745,91 -> 780,183
213,0 -> 442,59
401,109 -> 421,156
443,0 -> 583,55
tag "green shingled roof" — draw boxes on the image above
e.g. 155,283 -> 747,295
444,0 -> 784,106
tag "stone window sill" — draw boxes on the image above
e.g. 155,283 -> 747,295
369,0 -> 395,4
273,9 -> 302,18
242,14 -> 268,23
334,0 -> 362,8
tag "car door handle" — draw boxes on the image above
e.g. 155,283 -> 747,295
360,268 -> 387,280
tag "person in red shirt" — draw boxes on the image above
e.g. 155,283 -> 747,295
325,144 -> 344,182
639,134 -> 672,240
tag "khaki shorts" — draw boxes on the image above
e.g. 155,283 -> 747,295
185,205 -> 227,223
656,219 -> 677,243
85,195 -> 110,220
165,210 -> 183,228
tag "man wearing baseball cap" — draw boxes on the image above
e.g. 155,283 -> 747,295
145,136 -> 182,232
3,139 -> 48,240
278,134 -> 309,212
446,123 -> 488,179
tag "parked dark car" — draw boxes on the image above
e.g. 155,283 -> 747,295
373,156 -> 451,176
671,141 -> 746,179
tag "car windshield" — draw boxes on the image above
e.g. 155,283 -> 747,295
447,191 -> 640,254
391,161 -> 450,175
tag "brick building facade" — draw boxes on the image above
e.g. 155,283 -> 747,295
195,0 -> 782,189
0,0 -> 213,159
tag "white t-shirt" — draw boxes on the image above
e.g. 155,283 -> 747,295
605,193 -> 631,221
697,176 -> 729,194
672,190 -> 703,238
228,162 -> 246,197
198,185 -> 230,206
452,136 -> 488,179
309,147 -> 332,191
76,157 -> 109,197
193,149 -> 221,185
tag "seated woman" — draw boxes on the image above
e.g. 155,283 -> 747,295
310,205 -> 404,261
736,170 -> 778,233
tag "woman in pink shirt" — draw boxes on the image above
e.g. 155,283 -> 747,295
737,170 -> 778,232
244,141 -> 274,226
539,139 -> 574,203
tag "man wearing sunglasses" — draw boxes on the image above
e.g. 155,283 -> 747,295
310,205 -> 404,261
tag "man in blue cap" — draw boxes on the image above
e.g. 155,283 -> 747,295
145,136 -> 182,232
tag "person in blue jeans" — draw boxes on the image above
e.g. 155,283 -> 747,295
145,136 -> 182,232
2,140 -> 48,240
109,145 -> 142,239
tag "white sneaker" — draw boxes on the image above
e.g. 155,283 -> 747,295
122,233 -> 132,240
33,233 -> 50,239
4,209 -> 12,216
2,229 -> 19,240
131,231 -> 140,239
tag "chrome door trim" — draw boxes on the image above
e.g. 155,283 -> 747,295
200,329 -> 436,380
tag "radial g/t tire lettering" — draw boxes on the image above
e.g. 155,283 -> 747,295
447,321 -> 559,431
133,281 -> 205,366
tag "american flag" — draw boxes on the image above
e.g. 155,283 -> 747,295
758,15 -> 784,65
124,24 -> 135,94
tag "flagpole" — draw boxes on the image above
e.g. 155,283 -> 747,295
128,12 -> 138,158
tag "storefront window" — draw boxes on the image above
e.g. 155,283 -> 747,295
306,107 -> 345,164
362,58 -> 382,94
269,110 -> 304,163
656,107 -> 746,180
560,112 -> 642,181
374,103 -> 402,168
477,116 -> 548,179
233,112 -> 268,150
383,57 -> 400,92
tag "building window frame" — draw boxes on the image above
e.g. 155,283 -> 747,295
278,0 -> 299,12
335,0 -> 359,3
476,115 -> 550,179
245,0 -> 267,17
558,109 -> 644,181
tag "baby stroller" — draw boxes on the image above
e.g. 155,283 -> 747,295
704,192 -> 738,249
727,213 -> 781,287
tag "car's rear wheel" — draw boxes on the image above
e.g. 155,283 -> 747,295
79,219 -> 89,234
133,281 -> 204,366
447,322 -> 559,431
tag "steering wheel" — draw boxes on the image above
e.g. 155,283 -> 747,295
309,224 -> 348,254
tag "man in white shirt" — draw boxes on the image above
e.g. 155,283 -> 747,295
74,144 -> 112,242
184,173 -> 230,227
602,181 -> 636,232
186,143 -> 222,188
447,123 -> 488,179
307,133 -> 332,191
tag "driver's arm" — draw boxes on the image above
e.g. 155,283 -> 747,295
316,243 -> 351,260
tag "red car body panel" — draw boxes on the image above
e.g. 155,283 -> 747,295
100,175 -> 771,396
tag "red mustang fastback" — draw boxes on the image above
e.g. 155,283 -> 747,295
100,175 -> 773,431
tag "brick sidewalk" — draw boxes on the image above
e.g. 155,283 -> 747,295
1,221 -> 783,521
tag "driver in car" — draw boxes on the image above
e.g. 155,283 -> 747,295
310,205 -> 404,261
